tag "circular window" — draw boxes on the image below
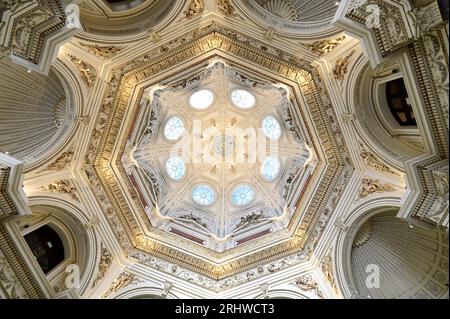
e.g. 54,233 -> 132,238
231,184 -> 255,206
164,117 -> 184,141
262,116 -> 282,139
165,157 -> 186,180
261,157 -> 281,181
213,133 -> 235,156
192,184 -> 216,206
189,89 -> 214,110
230,89 -> 256,109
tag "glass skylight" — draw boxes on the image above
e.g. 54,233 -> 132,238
231,89 -> 256,109
164,116 -> 184,141
262,116 -> 281,139
261,157 -> 281,181
192,184 -> 216,206
165,157 -> 186,180
189,89 -> 214,110
231,184 -> 254,206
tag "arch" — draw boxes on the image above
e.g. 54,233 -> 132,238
334,201 -> 448,299
16,197 -> 99,295
23,225 -> 65,274
347,56 -> 425,168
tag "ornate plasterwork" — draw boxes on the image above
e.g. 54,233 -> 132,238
46,151 -> 74,171
103,272 -> 140,298
0,247 -> 27,298
305,35 -> 346,57
79,43 -> 122,59
218,0 -> 235,16
84,24 -> 352,281
0,223 -> 45,298
132,250 -> 308,292
185,0 -> 205,19
91,244 -> 113,288
345,0 -> 410,57
321,254 -> 338,295
66,54 -> 97,87
359,177 -> 397,198
422,31 -> 449,132
39,179 -> 78,201
333,50 -> 356,81
291,274 -> 323,298
0,0 -> 76,74
359,149 -> 401,176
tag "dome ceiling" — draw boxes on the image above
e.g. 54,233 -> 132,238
122,61 -> 312,253
78,0 -> 183,37
84,25 -> 353,280
255,0 -> 338,22
0,58 -> 74,167
237,0 -> 340,37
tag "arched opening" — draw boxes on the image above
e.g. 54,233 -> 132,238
385,78 -> 417,126
351,59 -> 426,162
24,225 -> 65,274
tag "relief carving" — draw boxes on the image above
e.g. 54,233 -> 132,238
46,151 -> 74,171
92,245 -> 113,288
360,150 -> 400,176
305,35 -> 346,56
102,272 -> 138,298
292,275 -> 323,298
79,43 -> 122,59
185,0 -> 204,19
217,0 -> 234,16
359,177 -> 397,198
39,179 -> 78,201
67,54 -> 97,87
333,50 -> 355,81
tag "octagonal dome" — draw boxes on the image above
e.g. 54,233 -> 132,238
122,61 -> 313,253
